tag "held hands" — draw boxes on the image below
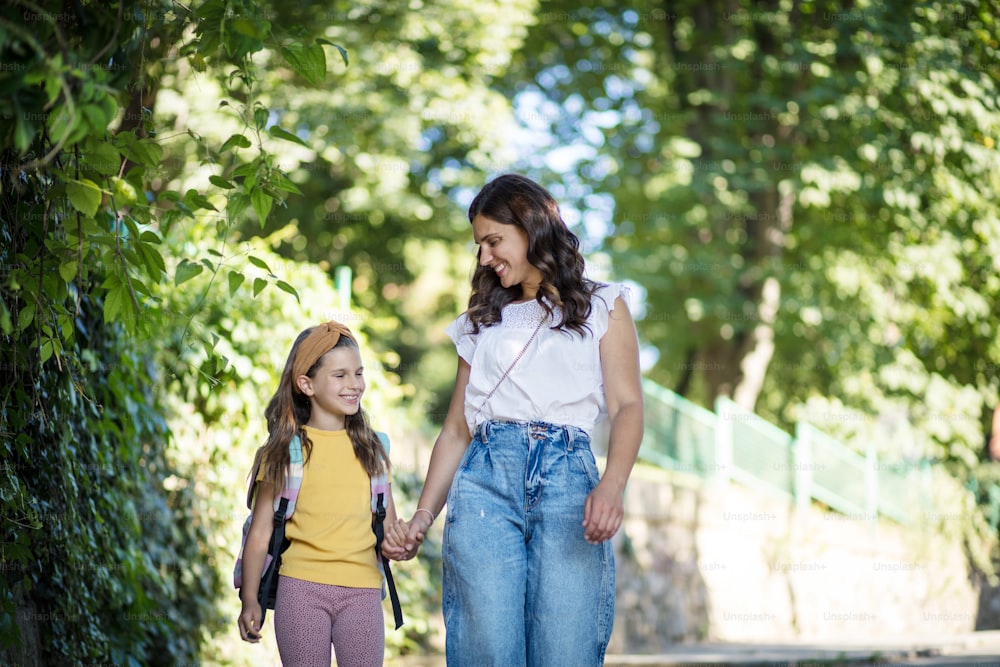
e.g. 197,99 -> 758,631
582,479 -> 625,544
381,512 -> 431,561
381,518 -> 413,561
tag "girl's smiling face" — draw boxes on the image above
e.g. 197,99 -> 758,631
296,346 -> 365,430
472,214 -> 543,299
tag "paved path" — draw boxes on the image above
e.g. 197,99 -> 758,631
391,631 -> 1000,667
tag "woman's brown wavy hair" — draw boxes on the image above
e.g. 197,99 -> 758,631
250,327 -> 389,495
466,173 -> 601,335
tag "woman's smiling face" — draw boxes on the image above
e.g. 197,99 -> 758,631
472,214 -> 543,298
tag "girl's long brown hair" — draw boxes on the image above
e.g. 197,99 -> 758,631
466,173 -> 601,335
251,327 -> 389,495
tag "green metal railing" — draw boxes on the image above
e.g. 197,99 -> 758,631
638,378 -> 927,523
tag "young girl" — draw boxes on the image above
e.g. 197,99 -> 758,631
237,320 -> 401,666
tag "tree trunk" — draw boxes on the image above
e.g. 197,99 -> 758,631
664,0 -> 796,411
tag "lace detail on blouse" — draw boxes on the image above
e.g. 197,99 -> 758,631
497,301 -> 558,329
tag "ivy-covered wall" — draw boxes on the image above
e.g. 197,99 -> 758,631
0,1 -> 306,661
0,2 -> 446,661
0,220 -> 223,663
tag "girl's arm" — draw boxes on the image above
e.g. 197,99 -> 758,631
238,481 -> 276,642
401,356 -> 473,554
584,294 -> 644,544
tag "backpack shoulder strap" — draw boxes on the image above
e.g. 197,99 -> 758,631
246,434 -> 304,517
370,432 -> 390,511
277,434 -> 304,517
370,431 -> 403,629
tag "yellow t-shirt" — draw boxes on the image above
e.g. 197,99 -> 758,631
257,426 -> 383,589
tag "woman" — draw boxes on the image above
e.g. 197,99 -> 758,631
385,174 -> 644,666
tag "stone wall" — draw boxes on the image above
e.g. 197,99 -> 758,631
610,462 -> 980,653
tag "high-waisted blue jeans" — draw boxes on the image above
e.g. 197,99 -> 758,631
442,420 -> 615,667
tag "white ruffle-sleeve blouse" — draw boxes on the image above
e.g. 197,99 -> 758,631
445,282 -> 629,436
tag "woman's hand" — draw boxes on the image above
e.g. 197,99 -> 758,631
583,479 -> 625,544
400,512 -> 432,558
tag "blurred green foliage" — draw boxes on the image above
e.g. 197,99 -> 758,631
502,0 -> 1000,471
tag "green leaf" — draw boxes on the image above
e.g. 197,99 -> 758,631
110,177 -> 138,206
174,259 -> 204,286
231,163 -> 255,178
227,193 -> 251,222
66,179 -> 103,217
59,261 -> 78,283
227,271 -> 245,296
137,242 -> 166,277
220,134 -> 252,152
104,283 -> 123,323
114,131 -> 162,168
13,97 -> 35,153
82,142 -> 122,176
17,304 -> 35,331
158,190 -> 181,203
253,106 -> 269,130
0,301 -> 11,335
47,105 -> 83,148
250,188 -> 273,226
81,103 -> 115,135
182,189 -> 218,211
40,339 -> 53,364
247,255 -> 271,273
191,52 -> 208,72
252,277 -> 267,297
117,285 -> 138,331
317,39 -> 349,66
275,280 -> 300,302
267,126 -> 310,148
280,43 -> 327,85
209,175 -> 235,189
269,171 -> 303,195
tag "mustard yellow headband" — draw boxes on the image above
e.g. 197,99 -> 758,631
292,320 -> 356,387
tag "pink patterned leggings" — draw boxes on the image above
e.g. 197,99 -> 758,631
274,575 -> 384,667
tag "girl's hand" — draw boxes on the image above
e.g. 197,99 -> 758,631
238,599 -> 263,643
382,519 -> 412,561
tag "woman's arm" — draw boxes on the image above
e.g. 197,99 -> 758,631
238,481 -> 276,642
400,356 -> 474,555
584,294 -> 644,544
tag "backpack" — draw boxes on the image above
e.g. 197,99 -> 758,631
233,432 -> 403,629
